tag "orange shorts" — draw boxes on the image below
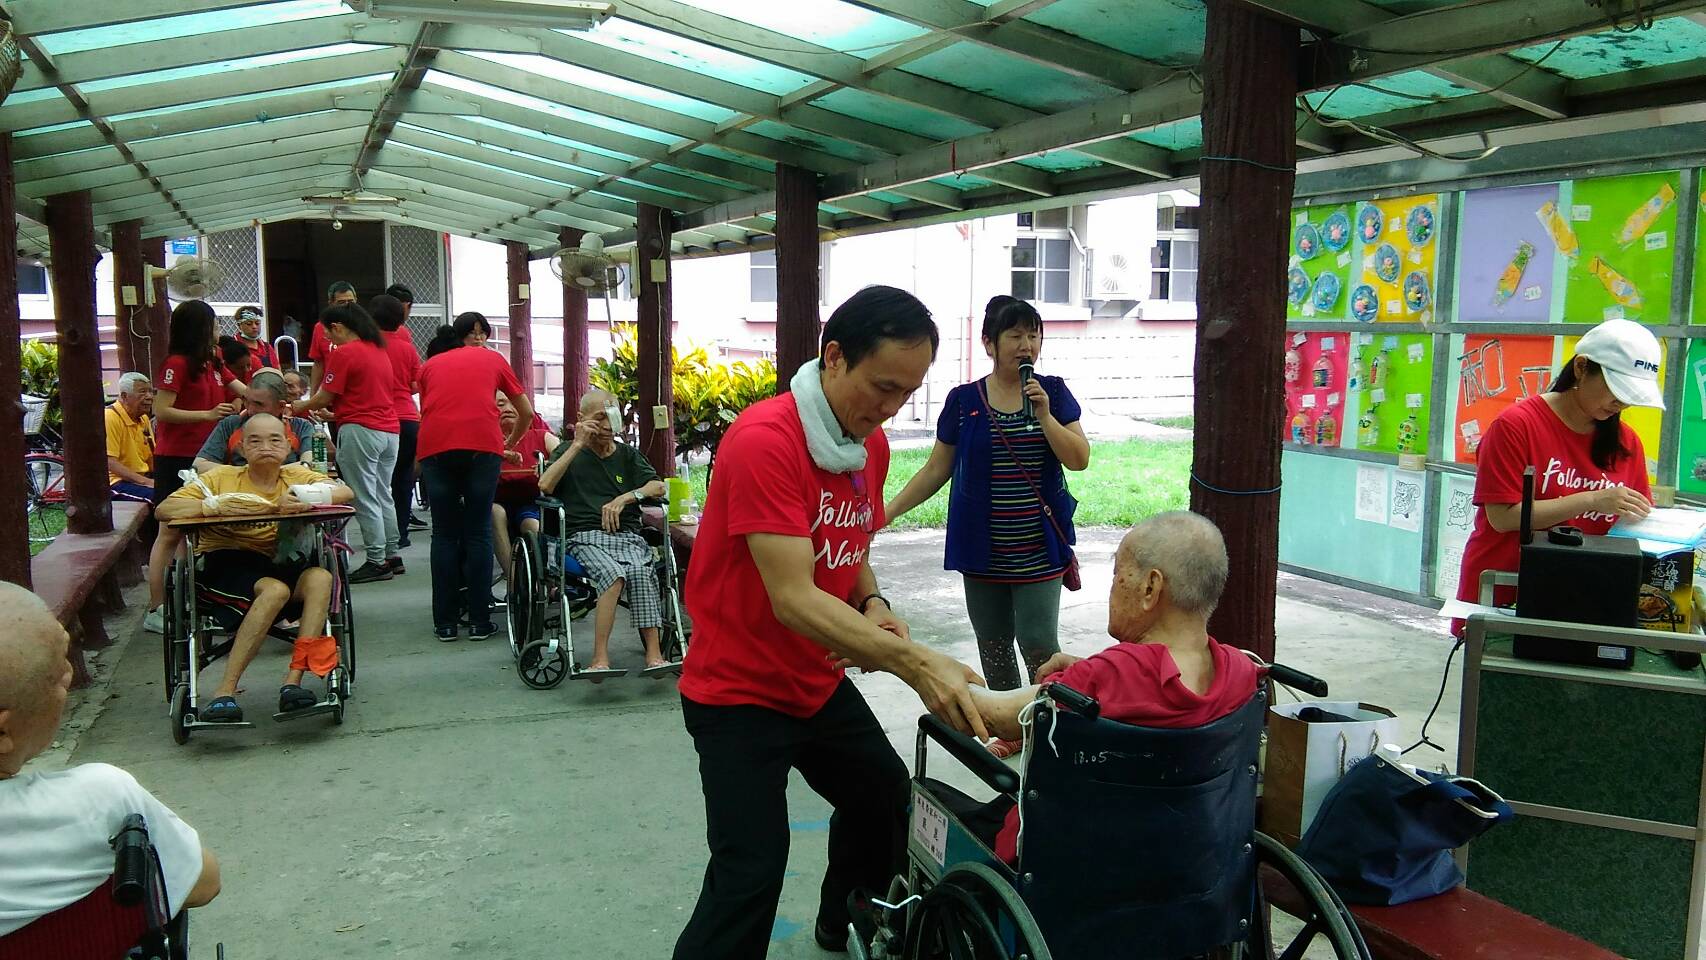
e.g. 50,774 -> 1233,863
289,635 -> 339,676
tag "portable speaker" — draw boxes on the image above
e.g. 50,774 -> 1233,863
1512,466 -> 1640,669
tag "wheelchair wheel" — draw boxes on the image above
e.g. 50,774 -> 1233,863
518,640 -> 570,689
170,684 -> 192,745
336,550 -> 357,685
1252,832 -> 1372,960
905,862 -> 1052,960
160,564 -> 181,699
507,532 -> 544,655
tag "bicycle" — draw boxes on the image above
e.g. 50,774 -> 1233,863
23,394 -> 67,544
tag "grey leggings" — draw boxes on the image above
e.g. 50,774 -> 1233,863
962,575 -> 1063,691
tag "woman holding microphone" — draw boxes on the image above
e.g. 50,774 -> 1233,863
886,295 -> 1089,751
1455,319 -> 1660,614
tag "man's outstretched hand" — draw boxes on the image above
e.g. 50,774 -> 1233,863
1033,652 -> 1082,684
905,649 -> 989,741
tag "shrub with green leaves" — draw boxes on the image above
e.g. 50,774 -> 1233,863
20,339 -> 62,430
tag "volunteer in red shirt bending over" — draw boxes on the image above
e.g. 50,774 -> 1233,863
1454,319 -> 1660,617
674,286 -> 988,960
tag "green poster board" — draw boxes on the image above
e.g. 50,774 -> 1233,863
1346,332 -> 1433,456
1677,339 -> 1706,494
1694,172 -> 1706,324
1287,203 -> 1354,322
1561,171 -> 1681,325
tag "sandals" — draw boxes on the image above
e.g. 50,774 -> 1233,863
201,697 -> 243,723
278,684 -> 318,713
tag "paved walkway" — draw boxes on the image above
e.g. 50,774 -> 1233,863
50,526 -> 1460,960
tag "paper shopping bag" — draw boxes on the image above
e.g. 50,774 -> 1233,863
1261,701 -> 1401,848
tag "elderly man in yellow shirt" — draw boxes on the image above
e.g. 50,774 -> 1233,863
105,372 -> 155,503
155,414 -> 354,724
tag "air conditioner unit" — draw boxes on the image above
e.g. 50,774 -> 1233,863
363,0 -> 613,29
1088,248 -> 1141,300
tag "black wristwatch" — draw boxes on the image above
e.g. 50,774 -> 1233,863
857,593 -> 890,614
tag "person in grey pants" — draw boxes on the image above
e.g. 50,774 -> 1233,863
337,424 -> 400,572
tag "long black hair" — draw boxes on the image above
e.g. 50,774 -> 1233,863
425,323 -> 460,359
981,294 -> 1042,345
166,299 -> 217,379
1550,357 -> 1631,470
453,311 -> 493,343
319,302 -> 386,348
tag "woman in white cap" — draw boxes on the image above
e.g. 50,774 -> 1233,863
1454,319 -> 1661,619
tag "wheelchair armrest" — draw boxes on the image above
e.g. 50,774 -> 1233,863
110,815 -> 150,907
637,495 -> 668,508
917,715 -> 1020,795
537,496 -> 564,510
1042,681 -> 1100,720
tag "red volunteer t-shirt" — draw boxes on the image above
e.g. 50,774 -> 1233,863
381,329 -> 422,421
679,393 -> 889,718
415,347 -> 525,460
308,322 -> 334,363
242,337 -> 279,371
321,340 -> 401,433
154,356 -> 228,457
497,426 -> 549,503
995,639 -> 1259,863
1455,395 -> 1649,609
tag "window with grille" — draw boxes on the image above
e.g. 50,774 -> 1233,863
201,228 -> 261,305
387,225 -> 444,306
1011,237 -> 1071,303
1152,205 -> 1200,303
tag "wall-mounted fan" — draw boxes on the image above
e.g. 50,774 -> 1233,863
142,256 -> 228,306
549,233 -> 622,295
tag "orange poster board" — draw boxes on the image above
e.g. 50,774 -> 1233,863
1453,335 -> 1556,463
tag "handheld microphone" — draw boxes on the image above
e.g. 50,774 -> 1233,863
1018,362 -> 1035,419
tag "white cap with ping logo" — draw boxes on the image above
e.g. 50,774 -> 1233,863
1572,318 -> 1664,409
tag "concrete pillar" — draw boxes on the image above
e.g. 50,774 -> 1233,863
110,219 -> 147,376
506,239 -> 532,393
773,163 -> 821,391
0,133 -> 30,588
558,227 -> 590,407
1188,1 -> 1298,662
635,203 -> 675,479
46,190 -> 113,536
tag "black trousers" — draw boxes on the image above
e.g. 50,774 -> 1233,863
391,418 -> 419,534
674,680 -> 909,960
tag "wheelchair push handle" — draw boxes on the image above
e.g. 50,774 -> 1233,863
110,814 -> 151,907
1042,681 -> 1100,719
917,715 -> 1021,794
1266,663 -> 1329,698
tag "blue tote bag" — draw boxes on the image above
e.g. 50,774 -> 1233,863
1295,755 -> 1514,906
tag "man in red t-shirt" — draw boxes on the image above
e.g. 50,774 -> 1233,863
674,287 -> 988,960
956,511 -> 1258,865
307,281 -> 359,421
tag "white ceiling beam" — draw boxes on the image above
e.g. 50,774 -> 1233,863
97,166 -> 353,216
2,0 -> 262,36
359,168 -> 623,235
370,142 -> 637,223
90,153 -> 359,204
21,127 -> 369,197
18,112 -> 366,182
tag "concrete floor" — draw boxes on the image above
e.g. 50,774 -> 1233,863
49,526 -> 1464,960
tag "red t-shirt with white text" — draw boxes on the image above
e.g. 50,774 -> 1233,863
415,347 -> 525,460
321,340 -> 400,433
382,329 -> 422,421
154,356 -> 228,457
1456,394 -> 1649,608
679,393 -> 889,718
995,639 -> 1259,863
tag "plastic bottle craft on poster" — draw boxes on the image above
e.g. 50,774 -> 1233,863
1615,182 -> 1676,247
1358,408 -> 1380,448
1285,347 -> 1302,384
1291,409 -> 1311,445
1537,201 -> 1580,261
1590,256 -> 1644,310
1398,413 -> 1421,454
1312,354 -> 1333,389
1492,241 -> 1536,309
1316,408 -> 1338,446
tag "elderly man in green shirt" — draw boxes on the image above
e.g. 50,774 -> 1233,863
539,389 -> 671,675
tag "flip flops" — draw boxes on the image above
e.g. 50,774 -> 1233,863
201,697 -> 243,723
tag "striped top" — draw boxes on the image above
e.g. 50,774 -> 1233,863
979,407 -> 1065,582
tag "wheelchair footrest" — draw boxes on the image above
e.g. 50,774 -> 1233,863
185,719 -> 254,731
639,662 -> 683,678
272,700 -> 339,723
572,667 -> 630,681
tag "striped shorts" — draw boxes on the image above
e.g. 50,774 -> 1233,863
565,530 -> 663,629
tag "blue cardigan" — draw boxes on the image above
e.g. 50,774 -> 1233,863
937,375 -> 1081,575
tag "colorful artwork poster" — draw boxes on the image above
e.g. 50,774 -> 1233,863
1282,331 -> 1350,448
1562,335 -> 1662,482
1456,183 -> 1561,323
1676,339 -> 1706,493
1452,334 -> 1557,463
1287,203 -> 1354,321
1347,332 -> 1433,456
1561,171 -> 1681,325
1356,195 -> 1438,324
1694,175 -> 1706,325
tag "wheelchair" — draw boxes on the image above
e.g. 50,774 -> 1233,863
850,664 -> 1373,960
504,494 -> 689,688
161,509 -> 358,742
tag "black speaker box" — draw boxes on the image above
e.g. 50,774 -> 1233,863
1515,529 -> 1641,669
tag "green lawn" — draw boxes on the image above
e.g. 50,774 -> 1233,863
1143,415 -> 1195,431
686,437 -> 1192,530
28,507 -> 67,556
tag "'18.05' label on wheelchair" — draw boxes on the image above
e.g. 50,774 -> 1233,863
910,796 -> 949,867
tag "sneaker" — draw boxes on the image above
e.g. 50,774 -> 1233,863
143,609 -> 164,634
466,622 -> 496,641
434,625 -> 459,642
278,684 -> 318,712
409,515 -> 429,531
385,557 -> 405,575
348,561 -> 394,584
398,537 -> 411,549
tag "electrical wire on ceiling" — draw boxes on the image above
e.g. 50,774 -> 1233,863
619,0 -> 1035,58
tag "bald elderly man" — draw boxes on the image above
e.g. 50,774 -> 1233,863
963,511 -> 1261,864
0,584 -> 220,938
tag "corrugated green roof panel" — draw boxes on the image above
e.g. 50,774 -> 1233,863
1303,71 -> 1477,119
685,0 -> 925,52
35,0 -> 348,55
572,21 -> 817,97
1130,118 -> 1202,151
1023,0 -> 1205,67
899,44 -> 1124,113
107,73 -> 396,123
472,52 -> 739,124
866,190 -> 915,205
690,144 -> 773,172
426,71 -> 678,145
80,43 -> 384,93
811,88 -> 988,142
1509,18 -> 1706,79
1016,151 -> 1105,173
741,120 -> 883,164
463,117 -> 641,165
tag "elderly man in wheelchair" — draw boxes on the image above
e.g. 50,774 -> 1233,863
155,414 -> 355,725
847,512 -> 1370,960
536,389 -> 674,676
0,584 -> 220,960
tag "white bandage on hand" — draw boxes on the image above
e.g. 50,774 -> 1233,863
288,483 -> 336,505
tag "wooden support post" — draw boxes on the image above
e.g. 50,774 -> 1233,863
47,190 -> 114,537
558,227 -> 590,407
635,203 -> 675,479
0,133 -> 29,588
142,237 -> 169,374
1189,0 -> 1297,662
110,219 -> 146,376
774,163 -> 822,391
506,239 -> 533,392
